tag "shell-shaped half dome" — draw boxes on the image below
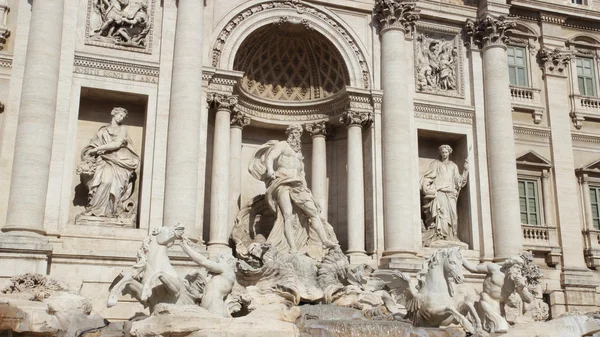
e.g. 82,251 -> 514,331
234,23 -> 350,102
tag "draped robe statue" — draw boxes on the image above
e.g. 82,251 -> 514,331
420,144 -> 468,246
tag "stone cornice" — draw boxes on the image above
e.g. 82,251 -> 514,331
373,1 -> 420,35
538,48 -> 572,77
339,110 -> 373,128
464,15 -> 516,49
304,121 -> 328,137
73,55 -> 159,84
413,102 -> 474,124
207,93 -> 238,111
230,111 -> 251,129
513,125 -> 551,138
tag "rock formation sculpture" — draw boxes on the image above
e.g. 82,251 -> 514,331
420,144 -> 469,247
76,107 -> 140,227
90,0 -> 151,49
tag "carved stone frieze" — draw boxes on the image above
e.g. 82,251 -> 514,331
538,48 -> 572,76
464,15 -> 516,49
86,0 -> 153,54
373,0 -> 420,35
230,111 -> 251,129
339,110 -> 373,128
73,55 -> 159,84
212,1 -> 370,89
415,31 -> 462,97
207,93 -> 238,111
413,102 -> 474,125
305,121 -> 328,137
0,0 -> 10,50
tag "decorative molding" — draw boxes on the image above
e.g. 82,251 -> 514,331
414,25 -> 464,98
0,55 -> 12,68
211,1 -> 371,89
464,15 -> 516,49
85,0 -> 154,54
207,93 -> 238,111
73,55 -> 159,84
413,102 -> 473,124
513,125 -> 551,138
230,111 -> 251,129
538,48 -> 572,77
373,1 -> 420,36
572,132 -> 600,144
304,121 -> 328,137
339,110 -> 373,128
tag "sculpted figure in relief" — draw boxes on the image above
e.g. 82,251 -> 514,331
248,124 -> 338,258
76,107 -> 140,225
461,251 -> 543,333
420,145 -> 468,246
416,34 -> 458,92
90,0 -> 150,48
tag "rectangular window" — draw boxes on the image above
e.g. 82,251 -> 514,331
590,186 -> 600,229
518,179 -> 540,225
572,0 -> 584,4
576,58 -> 596,96
508,45 -> 528,87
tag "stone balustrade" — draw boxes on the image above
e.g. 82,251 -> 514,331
570,94 -> 600,129
510,85 -> 544,124
522,224 -> 561,266
583,228 -> 600,268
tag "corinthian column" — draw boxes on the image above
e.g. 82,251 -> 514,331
305,122 -> 328,219
2,1 -> 64,237
229,112 -> 250,233
373,1 -> 420,262
465,16 -> 522,259
163,0 -> 205,233
207,93 -> 237,254
340,111 -> 372,260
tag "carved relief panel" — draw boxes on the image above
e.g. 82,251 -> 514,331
86,0 -> 153,54
414,25 -> 463,98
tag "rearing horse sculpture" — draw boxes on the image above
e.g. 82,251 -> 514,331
107,225 -> 185,313
374,247 -> 481,334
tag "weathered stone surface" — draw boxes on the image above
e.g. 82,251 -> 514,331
504,313 -> 600,337
130,304 -> 299,337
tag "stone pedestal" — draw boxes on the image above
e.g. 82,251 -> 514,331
207,94 -> 237,256
163,0 -> 205,237
305,122 -> 328,219
373,1 -> 421,265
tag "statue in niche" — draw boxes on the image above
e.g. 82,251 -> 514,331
416,33 -> 458,92
76,107 -> 140,226
420,144 -> 468,247
247,124 -> 338,258
90,0 -> 150,48
461,251 -> 545,333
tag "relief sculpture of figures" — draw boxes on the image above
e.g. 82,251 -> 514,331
416,33 -> 458,92
76,107 -> 140,226
247,124 -> 338,259
90,0 -> 151,49
420,145 -> 468,247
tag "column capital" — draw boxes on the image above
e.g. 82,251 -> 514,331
207,93 -> 237,111
539,48 -> 572,77
305,121 -> 328,138
339,110 -> 373,128
230,111 -> 250,129
373,1 -> 420,35
464,15 -> 515,49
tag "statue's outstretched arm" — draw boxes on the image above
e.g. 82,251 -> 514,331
181,238 -> 224,274
462,258 -> 489,274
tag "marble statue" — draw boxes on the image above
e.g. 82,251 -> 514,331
416,34 -> 458,92
76,107 -> 140,227
180,237 -> 236,318
462,251 -> 543,333
374,247 -> 481,334
90,0 -> 151,48
247,124 -> 338,258
420,144 -> 469,246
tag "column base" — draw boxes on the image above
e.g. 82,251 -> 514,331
207,242 -> 233,258
0,232 -> 53,279
346,251 -> 370,265
380,250 -> 421,271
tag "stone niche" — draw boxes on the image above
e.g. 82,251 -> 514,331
417,129 -> 472,248
69,87 -> 148,228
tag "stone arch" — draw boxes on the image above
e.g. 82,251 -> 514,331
209,0 -> 371,90
567,33 -> 600,48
